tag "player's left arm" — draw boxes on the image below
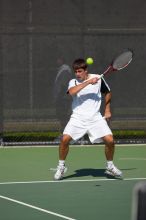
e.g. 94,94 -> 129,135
101,77 -> 112,119
104,92 -> 112,119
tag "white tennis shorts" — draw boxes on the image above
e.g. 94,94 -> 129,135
63,115 -> 112,143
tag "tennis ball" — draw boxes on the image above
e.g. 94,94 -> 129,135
86,57 -> 94,65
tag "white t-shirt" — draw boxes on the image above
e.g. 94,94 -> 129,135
68,74 -> 110,120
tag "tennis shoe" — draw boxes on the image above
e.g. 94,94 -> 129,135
54,165 -> 67,180
105,165 -> 122,178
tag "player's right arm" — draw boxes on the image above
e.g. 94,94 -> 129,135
68,77 -> 98,96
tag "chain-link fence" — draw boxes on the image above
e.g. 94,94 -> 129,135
0,0 -> 146,145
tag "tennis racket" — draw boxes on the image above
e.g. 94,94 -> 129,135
98,49 -> 133,79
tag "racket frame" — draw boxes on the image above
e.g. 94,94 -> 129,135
98,50 -> 133,79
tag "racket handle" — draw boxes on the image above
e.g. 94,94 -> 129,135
99,65 -> 113,79
98,74 -> 104,79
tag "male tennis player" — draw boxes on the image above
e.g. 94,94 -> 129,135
54,58 -> 122,180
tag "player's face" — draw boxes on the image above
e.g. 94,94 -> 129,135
74,68 -> 88,81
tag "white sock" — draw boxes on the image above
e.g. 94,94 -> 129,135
107,161 -> 114,168
59,160 -> 65,167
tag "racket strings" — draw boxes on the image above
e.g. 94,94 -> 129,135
113,51 -> 133,70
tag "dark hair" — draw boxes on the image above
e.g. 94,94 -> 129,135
72,58 -> 88,71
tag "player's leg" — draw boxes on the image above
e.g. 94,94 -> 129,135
103,134 -> 122,177
59,134 -> 72,160
54,134 -> 71,180
54,117 -> 86,180
103,134 -> 115,161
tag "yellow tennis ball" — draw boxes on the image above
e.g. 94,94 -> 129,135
86,57 -> 94,65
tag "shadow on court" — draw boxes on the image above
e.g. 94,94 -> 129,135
63,168 -> 137,180
63,168 -> 107,180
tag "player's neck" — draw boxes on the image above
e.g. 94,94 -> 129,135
81,74 -> 90,82
86,73 -> 91,80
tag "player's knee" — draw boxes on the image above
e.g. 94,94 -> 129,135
61,135 -> 71,145
104,135 -> 114,146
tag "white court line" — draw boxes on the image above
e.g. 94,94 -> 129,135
0,195 -> 76,220
0,177 -> 146,185
1,143 -> 146,149
50,168 -> 57,171
119,158 -> 146,160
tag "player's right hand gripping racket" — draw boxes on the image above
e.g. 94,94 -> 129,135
98,49 -> 133,79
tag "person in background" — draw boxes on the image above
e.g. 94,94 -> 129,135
54,57 -> 73,140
